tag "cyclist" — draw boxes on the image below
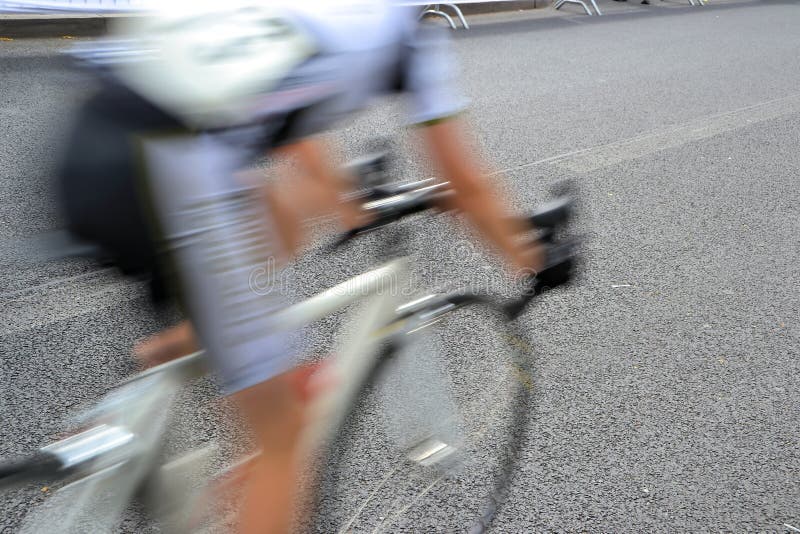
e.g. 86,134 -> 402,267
57,1 -> 544,532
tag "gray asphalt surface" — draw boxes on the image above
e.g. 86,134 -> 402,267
2,1 -> 800,532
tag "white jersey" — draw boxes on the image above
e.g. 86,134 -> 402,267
90,0 -> 465,130
295,1 -> 467,125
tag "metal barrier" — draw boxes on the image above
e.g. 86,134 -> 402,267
1,0 -> 706,26
399,0 -> 599,22
403,0 -> 707,25
420,3 -> 470,28
0,0 -> 150,12
554,0 -> 601,15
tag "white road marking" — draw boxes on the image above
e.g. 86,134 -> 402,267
1,271 -> 144,337
492,91 -> 800,175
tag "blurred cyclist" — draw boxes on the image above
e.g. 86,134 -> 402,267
55,1 -> 543,532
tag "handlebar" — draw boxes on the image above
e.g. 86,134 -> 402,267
332,180 -> 454,247
334,173 -> 580,319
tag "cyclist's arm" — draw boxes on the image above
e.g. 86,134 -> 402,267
260,137 -> 364,259
284,138 -> 363,230
402,21 -> 542,273
420,118 -> 543,273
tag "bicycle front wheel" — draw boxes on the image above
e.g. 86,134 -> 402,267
311,292 -> 536,533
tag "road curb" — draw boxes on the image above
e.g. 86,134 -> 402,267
458,1 -> 540,13
0,2 -> 543,39
0,14 -> 120,38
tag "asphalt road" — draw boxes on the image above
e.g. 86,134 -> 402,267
2,1 -> 800,531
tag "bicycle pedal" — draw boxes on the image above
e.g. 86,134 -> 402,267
405,437 -> 459,467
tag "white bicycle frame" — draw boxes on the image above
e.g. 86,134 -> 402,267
22,257 -> 413,533
278,259 -> 410,452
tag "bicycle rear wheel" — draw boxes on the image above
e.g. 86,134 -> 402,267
311,292 -> 535,533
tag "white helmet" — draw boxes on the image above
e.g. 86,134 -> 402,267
112,0 -> 318,128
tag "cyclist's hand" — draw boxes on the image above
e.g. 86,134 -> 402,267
514,241 -> 546,277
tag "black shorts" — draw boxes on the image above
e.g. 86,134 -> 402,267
58,82 -> 184,301
57,81 -> 317,303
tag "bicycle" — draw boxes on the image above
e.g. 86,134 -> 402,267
0,155 -> 578,533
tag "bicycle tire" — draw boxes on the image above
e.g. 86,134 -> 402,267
309,292 -> 536,533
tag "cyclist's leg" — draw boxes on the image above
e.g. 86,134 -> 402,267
230,370 -> 307,534
134,320 -> 198,368
141,133 -> 314,533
